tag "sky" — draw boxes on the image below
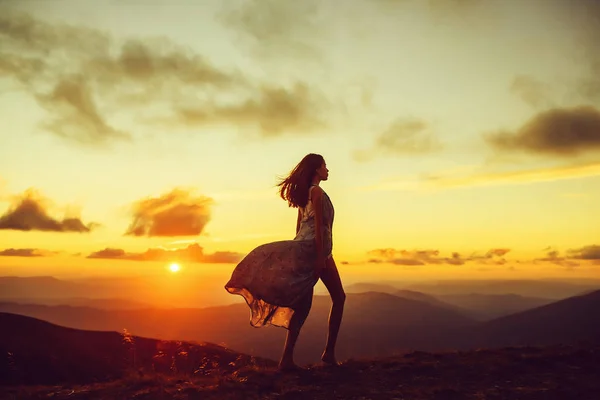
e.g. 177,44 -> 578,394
0,0 -> 599,284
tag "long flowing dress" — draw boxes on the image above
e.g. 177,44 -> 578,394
224,185 -> 335,329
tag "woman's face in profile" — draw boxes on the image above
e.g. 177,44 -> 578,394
316,161 -> 329,181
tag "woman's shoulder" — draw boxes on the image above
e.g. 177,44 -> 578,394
310,185 -> 324,195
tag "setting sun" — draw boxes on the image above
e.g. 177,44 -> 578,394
168,263 -> 180,273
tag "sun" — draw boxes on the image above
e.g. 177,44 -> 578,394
168,263 -> 181,273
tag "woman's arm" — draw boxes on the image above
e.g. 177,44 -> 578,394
312,186 -> 325,261
296,208 -> 302,235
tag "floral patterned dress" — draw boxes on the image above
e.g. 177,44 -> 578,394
224,186 -> 335,329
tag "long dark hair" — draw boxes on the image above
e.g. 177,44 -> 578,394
277,153 -> 324,208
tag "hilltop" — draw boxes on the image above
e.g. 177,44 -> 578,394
2,312 -> 600,399
3,344 -> 600,399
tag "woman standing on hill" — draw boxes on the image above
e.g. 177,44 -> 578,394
225,153 -> 346,371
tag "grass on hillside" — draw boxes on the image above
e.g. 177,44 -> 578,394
3,344 -> 600,400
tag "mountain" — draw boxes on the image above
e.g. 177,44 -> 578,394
2,297 -> 152,310
0,292 -> 476,365
0,275 -> 237,308
437,293 -> 556,320
404,279 -> 600,299
0,312 -> 274,386
0,276 -> 91,299
343,282 -> 400,294
456,289 -> 600,349
393,289 -> 462,309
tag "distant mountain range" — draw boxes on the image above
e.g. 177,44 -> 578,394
0,276 -> 233,308
2,286 -> 600,365
0,291 -> 475,365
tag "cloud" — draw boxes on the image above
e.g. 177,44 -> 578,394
366,247 -> 510,266
354,118 -> 443,162
485,106 -> 600,157
534,247 -> 579,268
373,0 -> 483,11
0,10 -> 328,145
0,248 -> 55,257
35,75 -> 130,146
125,189 -> 214,237
174,82 -> 327,137
567,245 -> 600,260
0,189 -> 98,232
561,0 -> 600,102
87,243 -> 243,264
219,0 -> 326,62
421,161 -> 600,190
509,75 -> 552,109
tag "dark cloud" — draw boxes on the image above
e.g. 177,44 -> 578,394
354,118 -> 443,162
366,247 -> 510,266
567,245 -> 600,260
509,75 -> 552,108
0,10 -> 328,146
485,106 -> 600,157
0,189 -> 98,233
87,243 -> 243,264
126,189 -> 214,237
0,248 -> 53,257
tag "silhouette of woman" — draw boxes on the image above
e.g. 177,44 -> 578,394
225,153 -> 346,371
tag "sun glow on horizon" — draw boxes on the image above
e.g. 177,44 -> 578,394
168,263 -> 181,273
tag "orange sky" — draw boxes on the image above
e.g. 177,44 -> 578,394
0,0 -> 599,281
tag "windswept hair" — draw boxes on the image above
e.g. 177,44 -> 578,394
276,153 -> 324,208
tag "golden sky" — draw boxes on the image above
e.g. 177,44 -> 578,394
0,0 -> 599,281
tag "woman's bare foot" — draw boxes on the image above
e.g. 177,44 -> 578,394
278,359 -> 303,372
321,351 -> 339,366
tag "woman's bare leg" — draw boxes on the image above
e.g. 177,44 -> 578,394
279,289 -> 313,370
319,257 -> 346,364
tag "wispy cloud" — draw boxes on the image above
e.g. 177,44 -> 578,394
533,244 -> 600,268
366,247 -> 510,266
509,74 -> 553,109
422,161 -> 600,189
219,0 -> 327,62
0,248 -> 56,257
358,161 -> 600,193
0,189 -> 98,233
354,118 -> 444,162
534,247 -> 580,268
0,10 -> 329,146
87,243 -> 243,264
365,245 -> 599,268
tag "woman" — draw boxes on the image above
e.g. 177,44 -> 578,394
225,153 -> 346,371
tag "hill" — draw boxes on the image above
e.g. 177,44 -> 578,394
437,293 -> 555,320
343,282 -> 400,294
0,292 -> 475,365
404,279 -> 600,299
2,344 -> 599,399
0,312 -> 274,386
461,289 -> 600,349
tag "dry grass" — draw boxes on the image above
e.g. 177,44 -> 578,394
2,344 -> 600,400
